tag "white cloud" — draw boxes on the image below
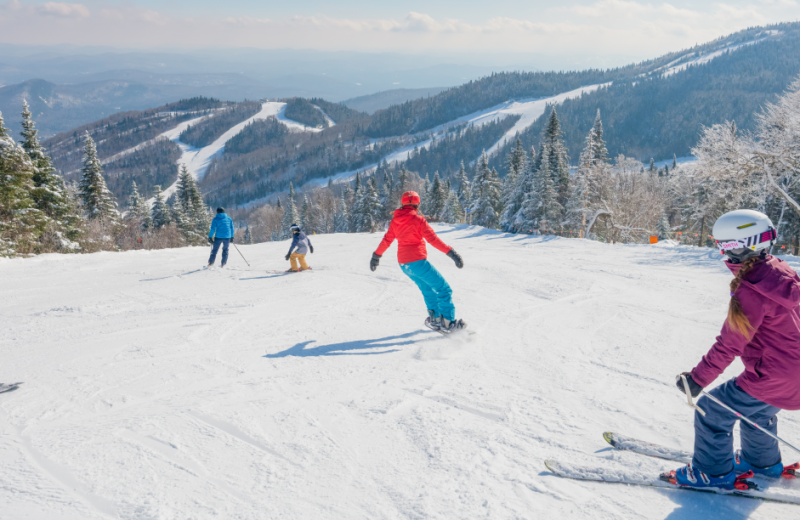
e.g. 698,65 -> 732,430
37,2 -> 90,18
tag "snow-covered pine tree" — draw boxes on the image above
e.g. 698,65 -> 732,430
300,195 -> 318,234
244,226 -> 252,244
20,100 -> 82,245
380,171 -> 395,220
127,182 -> 152,229
538,144 -> 563,232
441,190 -> 464,224
150,185 -> 171,228
78,133 -> 118,223
428,171 -> 447,219
175,164 -> 209,242
649,158 -> 656,173
590,109 -> 608,163
470,151 -> 502,229
500,138 -> 527,230
455,161 -> 471,205
334,196 -> 349,233
276,197 -> 282,209
398,165 -> 408,194
281,182 -> 300,237
672,154 -> 678,170
365,177 -> 383,232
170,202 -> 191,239
543,108 -> 571,207
0,110 -> 46,256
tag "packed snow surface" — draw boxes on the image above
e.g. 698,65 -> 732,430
2,226 -> 800,519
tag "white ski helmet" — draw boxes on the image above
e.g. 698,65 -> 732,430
712,209 -> 776,254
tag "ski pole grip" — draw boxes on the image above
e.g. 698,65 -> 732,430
682,374 -> 706,416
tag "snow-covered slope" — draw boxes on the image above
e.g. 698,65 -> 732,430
2,227 -> 799,518
303,84 -> 606,190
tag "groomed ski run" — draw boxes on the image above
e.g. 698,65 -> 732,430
2,226 -> 800,518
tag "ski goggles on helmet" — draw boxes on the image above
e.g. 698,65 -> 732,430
716,228 -> 776,252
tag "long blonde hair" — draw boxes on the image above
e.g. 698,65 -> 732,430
727,256 -> 762,337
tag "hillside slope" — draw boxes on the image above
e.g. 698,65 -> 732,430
1,227 -> 799,518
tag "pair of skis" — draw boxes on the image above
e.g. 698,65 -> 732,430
0,382 -> 23,394
546,432 -> 800,505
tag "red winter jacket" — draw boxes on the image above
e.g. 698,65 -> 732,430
691,256 -> 800,410
375,206 -> 452,264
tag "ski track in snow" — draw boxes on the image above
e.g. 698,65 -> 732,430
302,84 -> 607,192
2,226 -> 800,518
658,35 -> 775,78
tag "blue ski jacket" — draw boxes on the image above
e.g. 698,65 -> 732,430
209,213 -> 234,239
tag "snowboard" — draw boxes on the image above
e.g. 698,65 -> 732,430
0,382 -> 23,394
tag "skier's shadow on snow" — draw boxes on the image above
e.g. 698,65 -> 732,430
264,331 -> 427,358
660,491 -> 759,519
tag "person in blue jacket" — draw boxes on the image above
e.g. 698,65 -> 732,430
208,207 -> 234,268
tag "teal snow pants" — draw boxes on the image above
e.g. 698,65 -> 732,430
400,259 -> 455,321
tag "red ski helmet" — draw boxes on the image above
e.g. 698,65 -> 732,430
401,191 -> 421,206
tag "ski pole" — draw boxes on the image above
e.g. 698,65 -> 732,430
233,243 -> 250,267
699,389 -> 800,457
681,375 -> 706,417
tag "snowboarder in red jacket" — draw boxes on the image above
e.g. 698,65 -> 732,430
669,209 -> 800,490
370,191 -> 467,333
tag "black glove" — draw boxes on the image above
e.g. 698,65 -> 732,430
230,236 -> 234,243
370,253 -> 381,272
447,249 -> 464,269
310,245 -> 314,254
676,372 -> 703,398
285,253 -> 291,261
207,237 -> 214,245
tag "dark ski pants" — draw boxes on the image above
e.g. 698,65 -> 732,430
400,259 -> 455,321
692,378 -> 781,476
209,238 -> 230,266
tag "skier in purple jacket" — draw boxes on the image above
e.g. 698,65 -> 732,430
669,209 -> 800,490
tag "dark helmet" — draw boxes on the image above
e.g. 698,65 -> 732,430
290,224 -> 301,233
216,207 -> 226,214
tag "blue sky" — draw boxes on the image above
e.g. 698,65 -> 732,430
1,0 -> 798,61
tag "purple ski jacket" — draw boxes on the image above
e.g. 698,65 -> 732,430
691,256 -> 800,410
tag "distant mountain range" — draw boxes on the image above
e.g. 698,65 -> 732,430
32,21 -> 800,213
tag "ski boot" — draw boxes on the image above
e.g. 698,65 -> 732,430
661,463 -> 739,490
734,449 -> 798,479
440,317 -> 467,334
424,310 -> 441,331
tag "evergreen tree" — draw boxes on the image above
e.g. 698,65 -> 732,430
150,185 -> 171,228
276,197 -> 282,209
20,100 -> 80,243
537,143 -> 563,230
0,110 -> 45,256
441,190 -> 464,224
428,171 -> 447,219
542,108 -> 571,207
243,226 -> 252,244
334,196 -> 350,233
649,158 -> 656,173
672,153 -> 678,170
78,133 -> 118,223
175,164 -> 208,241
455,161 -> 471,205
127,182 -> 152,229
470,151 -> 502,229
170,202 -> 191,238
590,109 -> 608,163
281,182 -> 300,237
349,172 -> 362,232
300,195 -> 317,234
500,138 -> 527,230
